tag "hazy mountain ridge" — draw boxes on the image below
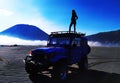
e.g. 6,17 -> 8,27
0,24 -> 120,46
0,24 -> 48,40
87,30 -> 120,45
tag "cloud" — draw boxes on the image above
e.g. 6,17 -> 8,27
0,0 -> 66,34
0,9 -> 13,16
0,35 -> 47,45
88,41 -> 102,46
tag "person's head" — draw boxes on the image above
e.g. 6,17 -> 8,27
72,9 -> 75,13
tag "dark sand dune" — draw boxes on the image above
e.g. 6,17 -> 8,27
0,46 -> 120,83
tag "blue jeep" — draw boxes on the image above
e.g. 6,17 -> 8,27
24,31 -> 90,80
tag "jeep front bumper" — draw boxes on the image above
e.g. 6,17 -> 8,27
23,56 -> 51,73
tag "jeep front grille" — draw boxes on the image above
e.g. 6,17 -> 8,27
32,54 -> 47,61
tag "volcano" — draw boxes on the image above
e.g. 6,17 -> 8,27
0,24 -> 49,40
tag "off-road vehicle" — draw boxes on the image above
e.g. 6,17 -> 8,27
24,31 -> 90,80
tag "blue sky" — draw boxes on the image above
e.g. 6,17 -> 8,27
0,0 -> 120,35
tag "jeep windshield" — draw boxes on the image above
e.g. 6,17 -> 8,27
48,37 -> 70,46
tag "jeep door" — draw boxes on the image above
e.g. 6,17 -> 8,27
69,38 -> 82,64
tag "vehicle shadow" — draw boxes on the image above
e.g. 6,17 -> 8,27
29,69 -> 120,83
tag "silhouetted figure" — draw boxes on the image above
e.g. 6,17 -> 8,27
69,10 -> 78,33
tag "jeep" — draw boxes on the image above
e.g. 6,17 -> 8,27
24,31 -> 90,80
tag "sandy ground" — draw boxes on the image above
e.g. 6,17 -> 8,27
0,46 -> 120,83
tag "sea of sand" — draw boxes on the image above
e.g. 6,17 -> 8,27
0,46 -> 120,83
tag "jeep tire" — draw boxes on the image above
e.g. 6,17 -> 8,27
51,59 -> 68,80
25,64 -> 38,75
78,55 -> 88,71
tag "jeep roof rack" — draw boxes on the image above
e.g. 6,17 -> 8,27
51,31 -> 85,36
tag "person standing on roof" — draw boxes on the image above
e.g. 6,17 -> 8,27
69,9 -> 78,33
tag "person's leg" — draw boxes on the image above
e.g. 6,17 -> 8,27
69,22 -> 72,33
74,22 -> 76,33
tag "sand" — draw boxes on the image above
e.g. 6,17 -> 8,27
0,46 -> 120,83
0,46 -> 39,83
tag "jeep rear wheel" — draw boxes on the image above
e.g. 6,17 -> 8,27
78,55 -> 88,71
51,59 -> 68,80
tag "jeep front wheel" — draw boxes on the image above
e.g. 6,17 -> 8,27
51,59 -> 68,80
25,63 -> 38,75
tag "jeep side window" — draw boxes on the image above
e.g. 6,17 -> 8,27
72,38 -> 81,47
80,37 -> 87,46
49,37 -> 70,46
49,38 -> 57,45
59,38 -> 70,45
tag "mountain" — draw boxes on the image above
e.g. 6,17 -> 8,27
87,30 -> 120,44
0,24 -> 48,40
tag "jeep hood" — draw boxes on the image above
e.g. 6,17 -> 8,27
31,47 -> 67,62
31,47 -> 67,55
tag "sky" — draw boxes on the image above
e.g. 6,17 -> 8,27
0,0 -> 120,35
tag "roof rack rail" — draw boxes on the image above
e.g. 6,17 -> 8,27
51,31 -> 85,36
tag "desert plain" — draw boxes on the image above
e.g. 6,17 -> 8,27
0,45 -> 120,83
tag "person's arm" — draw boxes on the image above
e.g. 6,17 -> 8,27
76,14 -> 78,20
